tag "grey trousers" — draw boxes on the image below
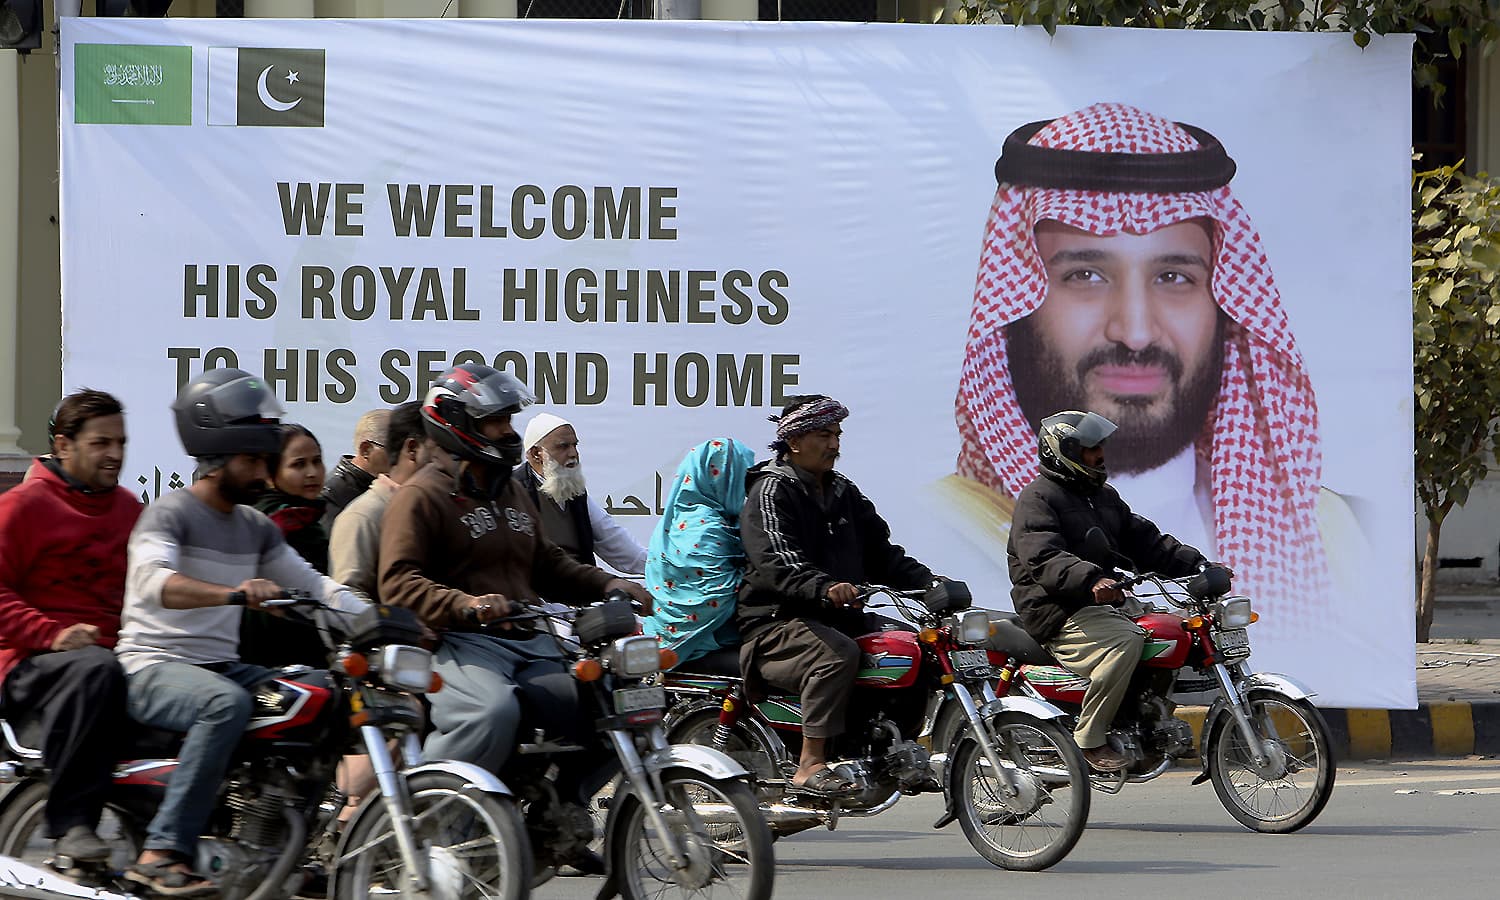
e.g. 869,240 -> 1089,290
1045,606 -> 1146,750
425,631 -> 577,774
740,617 -> 860,739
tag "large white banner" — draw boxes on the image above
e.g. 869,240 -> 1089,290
60,19 -> 1415,708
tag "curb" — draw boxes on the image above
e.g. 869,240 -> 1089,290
1176,702 -> 1500,760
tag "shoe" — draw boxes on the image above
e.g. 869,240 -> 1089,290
1082,745 -> 1129,772
789,767 -> 861,798
53,825 -> 110,864
556,846 -> 607,877
123,856 -> 217,898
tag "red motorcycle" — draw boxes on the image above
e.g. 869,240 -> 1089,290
952,532 -> 1336,834
661,582 -> 1091,872
0,597 -> 531,900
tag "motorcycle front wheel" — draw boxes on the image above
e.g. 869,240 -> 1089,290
608,768 -> 774,900
335,770 -> 531,900
948,712 -> 1090,871
1207,689 -> 1336,833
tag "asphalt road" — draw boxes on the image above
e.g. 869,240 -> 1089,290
538,759 -> 1500,900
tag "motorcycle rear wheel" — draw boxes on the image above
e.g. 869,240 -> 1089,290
949,712 -> 1090,871
334,771 -> 531,900
0,779 -> 143,878
608,768 -> 774,900
1207,690 -> 1336,833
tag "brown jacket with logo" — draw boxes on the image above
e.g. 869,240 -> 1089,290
378,463 -> 614,631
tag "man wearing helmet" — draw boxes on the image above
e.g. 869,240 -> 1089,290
378,363 -> 651,862
116,368 -> 368,897
1008,410 -> 1208,772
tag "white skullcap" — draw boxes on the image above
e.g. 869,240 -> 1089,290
522,412 -> 573,455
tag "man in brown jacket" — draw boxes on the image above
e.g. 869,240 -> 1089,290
378,363 -> 650,778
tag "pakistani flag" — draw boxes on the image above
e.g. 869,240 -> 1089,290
207,47 -> 325,128
74,44 -> 192,126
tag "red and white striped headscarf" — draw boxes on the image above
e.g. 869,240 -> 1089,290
955,103 -> 1328,633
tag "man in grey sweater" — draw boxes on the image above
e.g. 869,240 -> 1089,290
117,369 -> 365,897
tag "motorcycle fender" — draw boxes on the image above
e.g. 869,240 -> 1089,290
0,774 -> 46,824
978,695 -> 1070,723
643,744 -> 750,781
1195,673 -> 1317,782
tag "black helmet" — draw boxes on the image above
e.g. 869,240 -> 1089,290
171,369 -> 284,458
421,364 -> 534,465
1038,410 -> 1116,492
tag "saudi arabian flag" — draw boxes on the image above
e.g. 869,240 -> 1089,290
74,44 -> 192,126
207,47 -> 326,127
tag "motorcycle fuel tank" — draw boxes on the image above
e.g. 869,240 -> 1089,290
854,630 -> 921,689
1136,613 -> 1191,669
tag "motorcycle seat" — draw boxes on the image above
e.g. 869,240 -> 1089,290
984,612 -> 1060,666
672,646 -> 743,678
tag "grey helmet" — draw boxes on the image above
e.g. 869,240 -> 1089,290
1038,410 -> 1117,491
172,369 -> 285,458
421,363 -> 534,466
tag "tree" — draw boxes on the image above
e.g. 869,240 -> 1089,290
1413,164 -> 1500,641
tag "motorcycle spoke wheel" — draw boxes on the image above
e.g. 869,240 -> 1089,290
0,780 -> 141,877
336,772 -> 530,900
609,769 -> 774,900
950,713 -> 1089,872
1209,691 -> 1336,834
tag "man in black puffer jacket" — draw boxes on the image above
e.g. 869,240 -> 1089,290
737,395 -> 937,798
1009,410 -> 1207,772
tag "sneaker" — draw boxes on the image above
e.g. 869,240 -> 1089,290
1082,744 -> 1129,772
53,825 -> 110,864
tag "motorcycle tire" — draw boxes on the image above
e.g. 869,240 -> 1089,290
947,712 -> 1090,872
607,768 -> 774,900
667,709 -> 782,789
334,770 -> 531,900
1206,689 -> 1336,834
0,779 -> 143,877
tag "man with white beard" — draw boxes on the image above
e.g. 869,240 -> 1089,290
515,413 -> 647,576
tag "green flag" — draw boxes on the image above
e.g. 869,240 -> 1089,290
235,48 -> 325,128
74,44 -> 192,126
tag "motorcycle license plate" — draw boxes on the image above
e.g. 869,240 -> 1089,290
950,650 -> 990,671
614,685 -> 667,714
1216,628 -> 1251,657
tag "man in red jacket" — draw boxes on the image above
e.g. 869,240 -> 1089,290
0,389 -> 141,864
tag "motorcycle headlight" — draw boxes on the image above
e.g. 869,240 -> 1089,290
954,609 -> 992,645
608,635 -> 661,677
378,645 -> 434,693
1216,598 -> 1255,629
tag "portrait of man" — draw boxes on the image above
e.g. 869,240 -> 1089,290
941,102 -> 1355,635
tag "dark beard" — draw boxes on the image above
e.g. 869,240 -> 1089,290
1007,315 -> 1225,474
219,476 -> 267,507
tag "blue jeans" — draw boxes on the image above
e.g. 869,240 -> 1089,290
125,661 -> 276,857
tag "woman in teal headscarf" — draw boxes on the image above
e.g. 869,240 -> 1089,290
644,437 -> 756,666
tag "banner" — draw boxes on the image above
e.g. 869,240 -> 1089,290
60,19 -> 1415,708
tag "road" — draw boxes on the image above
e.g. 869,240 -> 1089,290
537,759 -> 1500,900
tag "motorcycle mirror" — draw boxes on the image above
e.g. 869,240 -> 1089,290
1184,565 -> 1233,599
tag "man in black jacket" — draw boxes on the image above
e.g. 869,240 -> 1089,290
737,395 -> 936,797
1008,410 -> 1207,772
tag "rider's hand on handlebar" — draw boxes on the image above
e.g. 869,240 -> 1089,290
605,579 -> 654,615
236,579 -> 286,612
826,582 -> 861,608
50,623 -> 100,652
465,593 -> 513,625
1091,577 -> 1124,605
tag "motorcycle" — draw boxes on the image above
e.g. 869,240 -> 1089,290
498,597 -> 775,900
0,593 -> 532,900
969,529 -> 1336,833
661,581 -> 1091,872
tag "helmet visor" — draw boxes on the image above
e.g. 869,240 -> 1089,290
211,375 -> 285,423
1070,412 -> 1117,449
463,369 -> 535,419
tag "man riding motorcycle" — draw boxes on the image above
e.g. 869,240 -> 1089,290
1007,410 -> 1210,772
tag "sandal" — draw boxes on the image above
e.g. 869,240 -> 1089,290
123,857 -> 218,898
790,766 -> 861,798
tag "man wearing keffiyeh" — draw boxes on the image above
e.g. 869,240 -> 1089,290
737,395 -> 940,798
943,102 -> 1340,638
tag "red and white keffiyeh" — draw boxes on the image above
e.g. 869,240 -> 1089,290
955,103 -> 1328,633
